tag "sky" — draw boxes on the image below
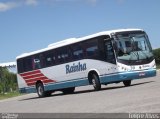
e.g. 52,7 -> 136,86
0,0 -> 160,63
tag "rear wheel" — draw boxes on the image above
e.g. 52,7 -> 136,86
91,74 -> 101,91
36,83 -> 45,98
36,83 -> 52,97
123,80 -> 131,87
62,87 -> 75,94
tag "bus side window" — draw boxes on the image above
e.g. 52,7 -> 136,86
33,55 -> 41,70
105,41 -> 116,64
46,54 -> 53,66
56,47 -> 70,64
24,57 -> 33,72
85,39 -> 98,59
17,59 -> 24,73
44,50 -> 56,67
61,47 -> 70,63
72,44 -> 84,60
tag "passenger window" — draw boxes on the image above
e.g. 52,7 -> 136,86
56,47 -> 69,64
72,44 -> 83,60
17,59 -> 24,73
24,57 -> 33,72
85,40 -> 98,58
33,55 -> 41,69
44,51 -> 56,67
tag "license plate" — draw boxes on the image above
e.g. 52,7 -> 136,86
139,72 -> 146,76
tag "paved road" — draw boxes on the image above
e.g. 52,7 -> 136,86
0,71 -> 160,113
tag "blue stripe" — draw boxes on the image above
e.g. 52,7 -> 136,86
44,78 -> 89,91
19,87 -> 36,93
100,69 -> 156,84
44,77 -> 87,86
99,68 -> 156,77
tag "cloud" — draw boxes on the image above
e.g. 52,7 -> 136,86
0,2 -> 18,12
0,0 -> 98,12
25,0 -> 38,6
0,0 -> 38,12
45,0 -> 98,6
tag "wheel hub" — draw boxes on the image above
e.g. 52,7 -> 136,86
38,86 -> 43,96
92,79 -> 96,87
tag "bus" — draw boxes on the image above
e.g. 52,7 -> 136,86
16,28 -> 156,97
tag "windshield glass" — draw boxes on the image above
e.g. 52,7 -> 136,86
115,33 -> 153,61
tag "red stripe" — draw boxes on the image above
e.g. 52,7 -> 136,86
42,80 -> 55,84
20,70 -> 56,86
27,82 -> 35,86
20,70 -> 40,77
21,74 -> 44,79
27,79 -> 55,86
25,77 -> 48,83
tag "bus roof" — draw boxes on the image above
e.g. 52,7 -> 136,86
16,28 -> 143,59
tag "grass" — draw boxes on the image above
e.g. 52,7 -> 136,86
0,91 -> 22,100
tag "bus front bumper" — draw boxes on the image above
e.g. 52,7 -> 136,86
100,68 -> 157,84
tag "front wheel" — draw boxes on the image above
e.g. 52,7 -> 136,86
91,74 -> 101,91
123,80 -> 131,87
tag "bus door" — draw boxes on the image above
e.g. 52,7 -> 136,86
104,40 -> 117,81
104,40 -> 116,64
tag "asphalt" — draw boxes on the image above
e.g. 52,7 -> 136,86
0,71 -> 160,113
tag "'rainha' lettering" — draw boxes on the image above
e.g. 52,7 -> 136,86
66,62 -> 87,74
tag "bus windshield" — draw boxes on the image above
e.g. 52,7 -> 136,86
114,32 -> 153,63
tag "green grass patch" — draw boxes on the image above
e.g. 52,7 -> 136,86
0,91 -> 22,100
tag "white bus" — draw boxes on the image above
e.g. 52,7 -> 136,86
16,29 -> 156,97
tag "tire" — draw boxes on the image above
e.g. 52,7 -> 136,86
91,74 -> 101,91
123,80 -> 131,87
36,83 -> 50,98
62,87 -> 75,94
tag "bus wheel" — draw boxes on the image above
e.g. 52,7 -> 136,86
91,74 -> 101,91
123,80 -> 131,87
36,83 -> 46,98
62,87 -> 75,94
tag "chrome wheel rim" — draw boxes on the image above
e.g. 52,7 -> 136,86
92,78 -> 96,88
38,86 -> 43,96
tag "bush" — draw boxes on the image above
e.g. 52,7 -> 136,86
153,48 -> 160,64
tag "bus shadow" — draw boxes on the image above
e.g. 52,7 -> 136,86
74,80 -> 155,94
19,81 -> 154,101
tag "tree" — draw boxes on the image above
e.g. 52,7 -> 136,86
153,48 -> 160,64
0,67 -> 17,93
